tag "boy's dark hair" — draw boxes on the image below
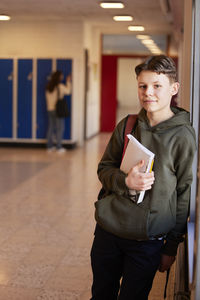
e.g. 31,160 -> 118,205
135,55 -> 177,82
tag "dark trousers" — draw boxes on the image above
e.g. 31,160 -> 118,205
90,225 -> 164,300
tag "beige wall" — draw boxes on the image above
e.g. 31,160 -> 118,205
117,58 -> 142,112
0,21 -> 83,58
83,24 -> 101,138
179,0 -> 193,111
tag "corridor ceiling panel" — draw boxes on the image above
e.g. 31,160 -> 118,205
0,0 -> 182,35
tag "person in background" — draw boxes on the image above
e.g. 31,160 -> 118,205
45,70 -> 71,153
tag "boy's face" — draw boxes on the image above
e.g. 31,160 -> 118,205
137,70 -> 179,115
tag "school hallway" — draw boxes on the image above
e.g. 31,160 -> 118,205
0,134 -> 175,300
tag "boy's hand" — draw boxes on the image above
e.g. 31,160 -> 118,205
159,254 -> 176,272
125,160 -> 155,191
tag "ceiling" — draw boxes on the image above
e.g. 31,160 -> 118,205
0,0 -> 184,54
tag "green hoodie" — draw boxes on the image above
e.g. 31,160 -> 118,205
97,107 -> 196,256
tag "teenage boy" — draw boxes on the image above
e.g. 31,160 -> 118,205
90,55 -> 196,300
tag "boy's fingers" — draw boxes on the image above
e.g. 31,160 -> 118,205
132,160 -> 145,172
130,168 -> 154,180
131,161 -> 154,177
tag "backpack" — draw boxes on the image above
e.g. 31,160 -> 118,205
55,86 -> 70,118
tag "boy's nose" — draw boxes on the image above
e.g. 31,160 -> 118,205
145,86 -> 154,95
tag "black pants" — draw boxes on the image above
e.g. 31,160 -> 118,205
90,225 -> 164,300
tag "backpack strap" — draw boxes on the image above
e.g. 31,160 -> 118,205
98,114 -> 137,201
122,114 -> 138,160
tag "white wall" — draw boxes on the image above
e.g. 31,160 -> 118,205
178,0 -> 193,111
0,20 -> 86,146
0,21 -> 83,58
117,58 -> 142,110
116,58 -> 142,123
83,23 -> 101,138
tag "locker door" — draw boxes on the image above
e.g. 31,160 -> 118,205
36,59 -> 52,139
56,59 -> 72,140
0,59 -> 13,138
17,59 -> 32,138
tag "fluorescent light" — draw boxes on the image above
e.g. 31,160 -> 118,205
128,26 -> 144,31
113,15 -> 133,21
138,37 -> 163,54
136,35 -> 150,40
0,14 -> 11,21
146,45 -> 160,50
151,50 -> 163,54
141,39 -> 155,45
100,2 -> 124,9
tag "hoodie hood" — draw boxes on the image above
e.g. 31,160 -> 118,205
137,107 -> 193,134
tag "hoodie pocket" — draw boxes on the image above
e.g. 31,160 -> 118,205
95,194 -> 150,240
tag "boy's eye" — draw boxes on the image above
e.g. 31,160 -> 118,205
139,85 -> 146,89
154,84 -> 161,88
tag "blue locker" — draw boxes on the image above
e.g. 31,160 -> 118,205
56,59 -> 72,140
0,59 -> 13,138
36,59 -> 52,139
17,59 -> 32,138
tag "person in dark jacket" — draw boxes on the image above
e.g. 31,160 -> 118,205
90,55 -> 196,300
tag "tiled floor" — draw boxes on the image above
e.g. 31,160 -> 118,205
0,134 -> 174,299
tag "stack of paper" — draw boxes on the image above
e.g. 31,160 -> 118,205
120,134 -> 155,203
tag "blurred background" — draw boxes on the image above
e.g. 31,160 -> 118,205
0,0 -> 188,144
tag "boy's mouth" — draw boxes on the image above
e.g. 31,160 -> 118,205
143,99 -> 157,103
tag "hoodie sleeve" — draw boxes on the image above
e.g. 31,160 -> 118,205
97,117 -> 130,197
162,127 -> 196,256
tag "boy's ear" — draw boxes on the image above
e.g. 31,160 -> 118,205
171,82 -> 180,96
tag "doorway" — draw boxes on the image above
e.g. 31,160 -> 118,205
116,57 -> 142,123
100,55 -> 146,132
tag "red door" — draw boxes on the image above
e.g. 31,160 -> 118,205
100,55 -> 117,132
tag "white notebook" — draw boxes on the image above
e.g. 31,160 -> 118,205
120,134 -> 155,203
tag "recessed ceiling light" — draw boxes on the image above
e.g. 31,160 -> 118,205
151,49 -> 163,54
146,45 -> 160,50
128,26 -> 144,31
138,37 -> 163,54
141,39 -> 155,45
136,35 -> 150,40
0,14 -> 11,21
100,2 -> 124,9
113,15 -> 133,21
